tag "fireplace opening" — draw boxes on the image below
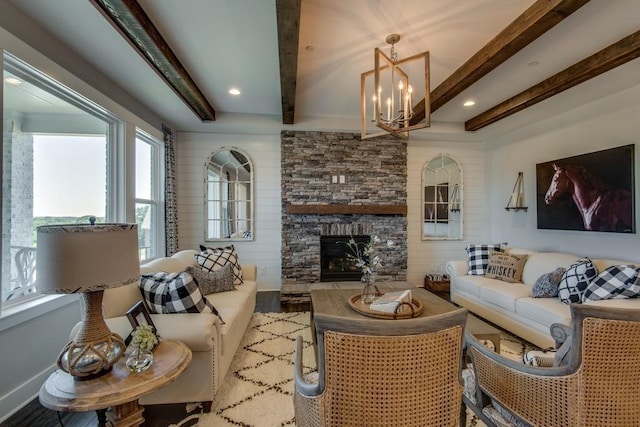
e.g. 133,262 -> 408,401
320,235 -> 368,282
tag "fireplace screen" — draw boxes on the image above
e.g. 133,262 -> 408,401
320,235 -> 368,281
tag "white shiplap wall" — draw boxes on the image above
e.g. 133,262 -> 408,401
406,140 -> 486,286
177,132 -> 488,291
177,132 -> 282,291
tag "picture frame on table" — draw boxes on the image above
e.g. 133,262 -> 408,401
125,300 -> 157,346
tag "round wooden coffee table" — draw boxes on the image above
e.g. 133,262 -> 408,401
39,340 -> 191,427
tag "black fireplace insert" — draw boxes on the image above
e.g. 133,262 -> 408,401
320,235 -> 368,282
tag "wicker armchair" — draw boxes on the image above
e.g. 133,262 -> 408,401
293,308 -> 468,427
465,304 -> 640,426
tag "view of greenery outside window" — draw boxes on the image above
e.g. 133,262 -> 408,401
1,52 -> 122,309
135,132 -> 163,261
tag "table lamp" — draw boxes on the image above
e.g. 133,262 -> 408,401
37,222 -> 140,379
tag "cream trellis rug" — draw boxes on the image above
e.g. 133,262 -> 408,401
170,312 -> 533,427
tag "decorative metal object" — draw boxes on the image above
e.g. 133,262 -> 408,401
361,34 -> 430,139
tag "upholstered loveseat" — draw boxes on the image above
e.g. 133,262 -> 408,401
100,249 -> 257,410
447,247 -> 640,348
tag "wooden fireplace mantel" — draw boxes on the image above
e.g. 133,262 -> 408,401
285,204 -> 407,215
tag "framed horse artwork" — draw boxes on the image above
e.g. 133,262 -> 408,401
536,144 -> 635,233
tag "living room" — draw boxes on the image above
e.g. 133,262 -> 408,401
1,0 -> 640,424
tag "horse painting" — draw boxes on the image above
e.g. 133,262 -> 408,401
544,164 -> 633,232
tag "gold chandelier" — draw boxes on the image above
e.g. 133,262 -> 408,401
361,34 -> 430,139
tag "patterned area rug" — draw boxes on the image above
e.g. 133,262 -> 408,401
170,312 -> 535,427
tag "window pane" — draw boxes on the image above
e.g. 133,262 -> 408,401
136,202 -> 156,260
136,138 -> 152,200
2,60 -> 110,306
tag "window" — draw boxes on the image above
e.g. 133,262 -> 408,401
1,52 -> 123,308
135,131 -> 164,261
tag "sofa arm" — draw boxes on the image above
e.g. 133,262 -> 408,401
101,313 -> 220,352
446,260 -> 468,278
243,264 -> 257,282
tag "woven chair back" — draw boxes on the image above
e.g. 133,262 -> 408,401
320,325 -> 464,426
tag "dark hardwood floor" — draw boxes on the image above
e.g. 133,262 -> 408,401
1,291 -> 307,427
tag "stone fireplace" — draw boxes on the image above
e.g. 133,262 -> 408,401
280,131 -> 408,300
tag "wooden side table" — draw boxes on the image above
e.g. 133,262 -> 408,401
39,340 -> 191,427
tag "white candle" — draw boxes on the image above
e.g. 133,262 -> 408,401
371,94 -> 377,121
408,85 -> 413,115
386,97 -> 391,121
398,81 -> 403,112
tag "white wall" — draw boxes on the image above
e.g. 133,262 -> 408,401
484,83 -> 640,262
177,132 -> 283,290
407,140 -> 486,286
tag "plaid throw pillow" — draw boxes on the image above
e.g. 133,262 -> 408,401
138,271 -> 220,318
187,264 -> 235,294
465,243 -> 507,275
582,265 -> 640,302
198,245 -> 244,285
557,258 -> 598,304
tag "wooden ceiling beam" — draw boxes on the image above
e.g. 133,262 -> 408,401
410,0 -> 590,125
90,0 -> 216,122
465,30 -> 640,131
276,0 -> 301,125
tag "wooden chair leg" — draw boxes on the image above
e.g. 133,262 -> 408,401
202,401 -> 213,413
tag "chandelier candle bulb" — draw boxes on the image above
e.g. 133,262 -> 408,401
387,97 -> 391,121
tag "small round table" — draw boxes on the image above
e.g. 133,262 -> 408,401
39,340 -> 192,427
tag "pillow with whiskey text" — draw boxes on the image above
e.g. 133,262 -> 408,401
485,251 -> 528,283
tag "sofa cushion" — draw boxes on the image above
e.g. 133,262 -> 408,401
453,275 -> 500,298
465,243 -> 506,275
520,252 -> 579,286
532,267 -> 566,298
187,264 -> 235,294
479,281 -> 532,312
557,258 -> 598,304
582,265 -> 640,302
198,245 -> 244,285
139,271 -> 220,316
485,251 -> 528,283
515,297 -> 572,329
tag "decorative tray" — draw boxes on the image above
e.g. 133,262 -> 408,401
348,293 -> 424,320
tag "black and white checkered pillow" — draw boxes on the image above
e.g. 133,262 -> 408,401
557,258 -> 598,304
198,245 -> 244,285
582,265 -> 640,302
465,243 -> 507,275
138,271 -> 220,317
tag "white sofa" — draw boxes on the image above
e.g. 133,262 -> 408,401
447,248 -> 639,349
100,249 -> 257,410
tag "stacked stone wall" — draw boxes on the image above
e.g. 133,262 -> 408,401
281,131 -> 407,283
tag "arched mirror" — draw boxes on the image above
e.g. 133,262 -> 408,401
421,154 -> 463,240
205,148 -> 254,241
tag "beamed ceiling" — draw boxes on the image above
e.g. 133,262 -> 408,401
5,0 -> 640,141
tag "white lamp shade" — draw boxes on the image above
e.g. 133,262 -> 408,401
37,223 -> 140,294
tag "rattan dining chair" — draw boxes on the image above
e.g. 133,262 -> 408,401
465,304 -> 640,427
293,308 -> 468,427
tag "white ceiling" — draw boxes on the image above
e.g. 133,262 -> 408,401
6,0 -> 640,140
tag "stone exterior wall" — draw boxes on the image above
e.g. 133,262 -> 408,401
281,130 -> 407,284
2,119 -> 34,290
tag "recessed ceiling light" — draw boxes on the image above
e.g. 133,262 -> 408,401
463,100 -> 475,107
5,77 -> 22,86
229,88 -> 241,95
